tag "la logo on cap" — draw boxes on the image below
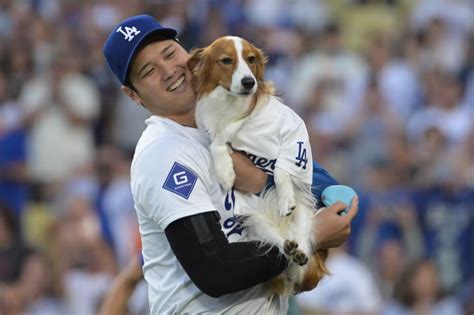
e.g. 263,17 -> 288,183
116,26 -> 141,42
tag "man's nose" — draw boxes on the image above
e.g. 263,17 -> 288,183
161,65 -> 175,81
241,76 -> 255,90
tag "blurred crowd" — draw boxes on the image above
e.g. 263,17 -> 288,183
0,0 -> 472,315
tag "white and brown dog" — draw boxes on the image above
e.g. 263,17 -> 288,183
188,36 -> 328,295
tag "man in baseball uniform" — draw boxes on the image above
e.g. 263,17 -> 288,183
103,15 -> 358,314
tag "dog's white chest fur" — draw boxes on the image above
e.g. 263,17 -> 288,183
196,86 -> 255,140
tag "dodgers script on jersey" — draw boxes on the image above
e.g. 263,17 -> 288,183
130,116 -> 287,314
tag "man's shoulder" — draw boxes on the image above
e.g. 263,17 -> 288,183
131,118 -> 209,175
135,117 -> 181,152
133,133 -> 192,169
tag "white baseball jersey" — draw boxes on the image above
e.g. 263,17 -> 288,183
231,96 -> 314,215
130,116 -> 288,314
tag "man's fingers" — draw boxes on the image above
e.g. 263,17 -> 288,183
343,197 -> 359,221
326,201 -> 348,213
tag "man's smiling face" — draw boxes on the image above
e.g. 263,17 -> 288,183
127,39 -> 196,120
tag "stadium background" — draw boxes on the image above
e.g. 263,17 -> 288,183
0,0 -> 472,314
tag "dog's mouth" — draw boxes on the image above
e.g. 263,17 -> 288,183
238,91 -> 252,96
223,86 -> 254,97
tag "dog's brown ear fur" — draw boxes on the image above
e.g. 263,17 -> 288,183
253,46 -> 268,83
187,48 -> 205,73
187,48 -> 207,95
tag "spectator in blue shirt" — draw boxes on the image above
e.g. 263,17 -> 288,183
0,70 -> 28,217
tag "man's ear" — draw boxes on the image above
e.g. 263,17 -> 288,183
187,48 -> 205,73
121,85 -> 145,108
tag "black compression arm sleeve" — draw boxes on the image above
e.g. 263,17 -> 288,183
165,211 -> 288,298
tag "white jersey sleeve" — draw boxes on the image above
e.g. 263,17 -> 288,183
275,111 -> 313,184
131,137 -> 216,230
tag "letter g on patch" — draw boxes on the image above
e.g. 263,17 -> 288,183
173,171 -> 188,185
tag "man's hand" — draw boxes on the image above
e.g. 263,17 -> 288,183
231,151 -> 267,194
297,198 -> 358,294
313,197 -> 359,250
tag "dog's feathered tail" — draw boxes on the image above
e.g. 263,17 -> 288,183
295,249 -> 329,293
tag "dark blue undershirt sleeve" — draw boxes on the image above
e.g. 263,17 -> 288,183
311,161 -> 339,207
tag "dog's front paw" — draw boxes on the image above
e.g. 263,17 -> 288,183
278,193 -> 296,217
284,240 -> 298,256
293,249 -> 309,266
214,154 -> 236,191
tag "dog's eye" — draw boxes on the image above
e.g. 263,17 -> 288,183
220,57 -> 233,65
247,56 -> 256,64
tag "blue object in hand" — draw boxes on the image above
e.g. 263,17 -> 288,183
321,185 -> 358,216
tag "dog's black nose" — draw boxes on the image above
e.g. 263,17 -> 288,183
241,77 -> 255,90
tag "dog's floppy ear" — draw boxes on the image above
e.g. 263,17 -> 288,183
188,47 -> 209,94
253,46 -> 268,82
187,48 -> 205,73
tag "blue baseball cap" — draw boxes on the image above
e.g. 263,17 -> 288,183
103,14 -> 178,86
